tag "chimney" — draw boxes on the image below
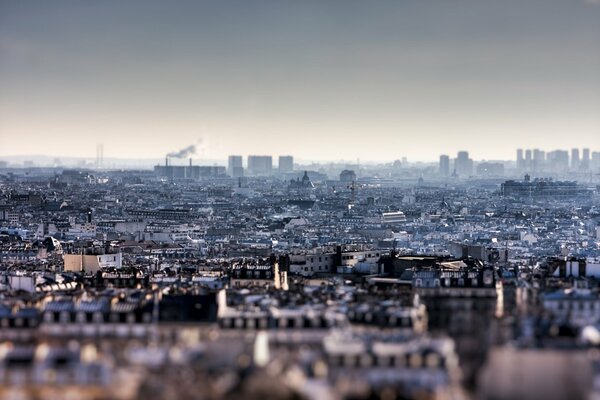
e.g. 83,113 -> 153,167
165,157 -> 168,167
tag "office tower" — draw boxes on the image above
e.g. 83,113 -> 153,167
533,149 -> 545,172
278,155 -> 294,173
228,155 -> 243,177
516,149 -> 524,171
547,150 -> 569,173
571,148 -> 580,171
439,155 -> 450,177
582,148 -> 590,170
592,152 -> 600,171
525,149 -> 532,171
247,155 -> 273,176
454,151 -> 473,176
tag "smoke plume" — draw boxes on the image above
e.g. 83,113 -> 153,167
166,138 -> 203,158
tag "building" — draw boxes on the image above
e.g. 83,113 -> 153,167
247,155 -> 273,176
439,155 -> 450,177
454,151 -> 473,176
533,149 -> 545,172
228,155 -> 243,177
547,150 -> 569,172
154,159 -> 226,180
288,171 -> 314,190
525,149 -> 532,171
582,148 -> 590,170
501,175 -> 591,197
476,162 -> 504,176
63,252 -> 123,273
340,170 -> 356,183
516,149 -> 524,171
278,155 -> 293,173
230,264 -> 287,289
571,148 -> 580,171
592,151 -> 600,170
381,211 -> 406,225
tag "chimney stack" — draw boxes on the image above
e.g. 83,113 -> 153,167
165,157 -> 168,167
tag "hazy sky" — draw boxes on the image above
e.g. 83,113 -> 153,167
1,0 -> 599,162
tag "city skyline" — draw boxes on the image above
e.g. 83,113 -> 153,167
2,146 -> 600,168
1,0 -> 599,161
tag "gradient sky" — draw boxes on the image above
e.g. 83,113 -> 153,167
1,0 -> 599,162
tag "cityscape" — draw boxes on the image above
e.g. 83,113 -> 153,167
1,1 -> 600,400
0,148 -> 599,399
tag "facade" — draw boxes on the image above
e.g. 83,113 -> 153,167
439,155 -> 450,177
63,253 -> 123,273
501,175 -> 591,197
340,169 -> 356,183
278,155 -> 293,173
476,162 -> 504,176
571,148 -> 580,170
516,149 -> 524,170
227,155 -> 243,177
454,151 -> 473,176
154,164 -> 226,180
546,150 -> 569,172
247,155 -> 273,176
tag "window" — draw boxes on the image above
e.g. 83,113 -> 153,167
76,312 -> 86,323
93,312 -> 103,324
60,312 -> 71,323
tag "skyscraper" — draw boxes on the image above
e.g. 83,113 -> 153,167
525,149 -> 532,171
592,152 -> 600,171
439,155 -> 450,177
228,155 -> 243,177
454,151 -> 473,176
247,155 -> 273,176
278,156 -> 294,173
547,150 -> 569,173
571,148 -> 580,171
516,149 -> 524,171
582,148 -> 590,170
533,149 -> 545,172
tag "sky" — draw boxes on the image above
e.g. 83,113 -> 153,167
1,0 -> 599,162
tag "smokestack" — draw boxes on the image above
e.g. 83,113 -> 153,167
165,157 -> 168,167
189,158 -> 192,167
